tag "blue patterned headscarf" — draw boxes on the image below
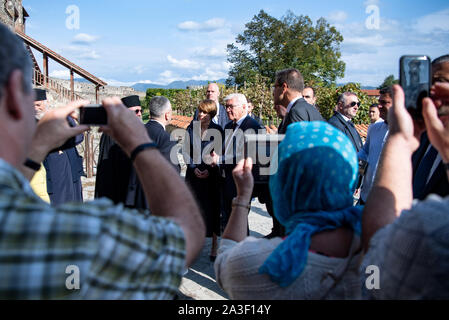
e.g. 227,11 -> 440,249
259,121 -> 363,287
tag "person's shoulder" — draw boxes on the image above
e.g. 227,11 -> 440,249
210,121 -> 224,132
217,237 -> 282,269
370,121 -> 387,130
244,115 -> 263,129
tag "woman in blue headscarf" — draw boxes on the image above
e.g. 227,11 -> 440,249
214,121 -> 363,299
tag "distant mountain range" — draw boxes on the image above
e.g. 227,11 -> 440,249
132,79 -> 227,91
74,78 -> 377,91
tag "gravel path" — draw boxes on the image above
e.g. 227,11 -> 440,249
178,198 -> 272,300
82,176 -> 273,301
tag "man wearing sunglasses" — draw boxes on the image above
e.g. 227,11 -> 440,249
328,92 -> 364,152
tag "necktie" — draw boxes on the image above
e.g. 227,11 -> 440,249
413,146 -> 439,198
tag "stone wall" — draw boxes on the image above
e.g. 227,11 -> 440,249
0,0 -> 25,30
51,78 -> 146,103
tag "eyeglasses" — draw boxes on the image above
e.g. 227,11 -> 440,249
349,101 -> 361,107
135,109 -> 142,114
225,104 -> 239,109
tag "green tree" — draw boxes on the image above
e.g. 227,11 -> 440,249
227,10 -> 345,87
378,74 -> 398,89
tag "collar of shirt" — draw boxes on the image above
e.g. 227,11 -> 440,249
234,113 -> 248,129
150,119 -> 166,130
337,112 -> 351,122
286,96 -> 301,113
212,101 -> 220,124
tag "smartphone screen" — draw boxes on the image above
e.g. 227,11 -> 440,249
79,104 -> 107,125
400,55 -> 431,119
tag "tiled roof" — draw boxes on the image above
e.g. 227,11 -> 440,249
361,89 -> 380,97
169,115 -> 193,129
355,124 -> 370,140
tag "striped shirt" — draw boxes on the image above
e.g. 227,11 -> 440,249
0,159 -> 185,300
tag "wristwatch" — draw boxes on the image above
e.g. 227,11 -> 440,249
232,197 -> 251,211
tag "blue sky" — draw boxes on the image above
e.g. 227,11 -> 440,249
22,0 -> 449,87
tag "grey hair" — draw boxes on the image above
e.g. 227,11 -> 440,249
0,23 -> 33,99
149,96 -> 171,118
223,93 -> 248,107
337,92 -> 357,105
275,68 -> 304,93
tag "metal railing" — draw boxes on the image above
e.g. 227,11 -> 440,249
32,68 -> 84,102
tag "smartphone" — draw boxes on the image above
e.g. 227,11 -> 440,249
79,104 -> 107,125
399,55 -> 431,119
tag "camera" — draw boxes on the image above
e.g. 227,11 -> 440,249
79,104 -> 107,125
399,55 -> 431,120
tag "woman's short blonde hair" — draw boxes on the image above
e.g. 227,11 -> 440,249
198,99 -> 217,119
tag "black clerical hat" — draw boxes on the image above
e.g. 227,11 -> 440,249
34,88 -> 47,101
121,95 -> 141,108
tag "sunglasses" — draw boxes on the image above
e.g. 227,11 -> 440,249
134,109 -> 142,114
349,101 -> 361,107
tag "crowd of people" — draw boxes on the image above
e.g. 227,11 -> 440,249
0,20 -> 448,299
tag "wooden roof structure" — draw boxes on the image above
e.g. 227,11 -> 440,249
16,30 -> 107,87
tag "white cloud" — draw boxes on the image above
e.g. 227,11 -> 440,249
364,0 -> 380,6
49,69 -> 82,79
328,11 -> 348,24
191,68 -> 228,81
133,65 -> 146,75
72,33 -> 99,45
63,45 -> 101,60
413,9 -> 449,34
192,47 -> 227,59
177,18 -> 228,32
167,55 -> 201,69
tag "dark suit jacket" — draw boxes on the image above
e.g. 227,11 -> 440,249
126,120 -> 180,210
221,116 -> 265,218
278,98 -> 324,134
328,112 -> 363,152
44,117 -> 84,205
412,132 -> 449,200
194,104 -> 229,129
94,134 -> 133,204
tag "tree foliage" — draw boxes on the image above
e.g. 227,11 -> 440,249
227,10 -> 345,87
378,74 -> 398,89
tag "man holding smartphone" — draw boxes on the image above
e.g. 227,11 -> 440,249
0,22 -> 204,299
412,55 -> 449,200
361,83 -> 449,299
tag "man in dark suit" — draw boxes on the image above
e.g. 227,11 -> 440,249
95,95 -> 143,205
412,54 -> 449,200
328,92 -> 364,152
194,83 -> 229,129
274,68 -> 324,134
34,89 -> 85,206
126,96 -> 180,210
269,69 -> 324,237
213,93 -> 265,230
